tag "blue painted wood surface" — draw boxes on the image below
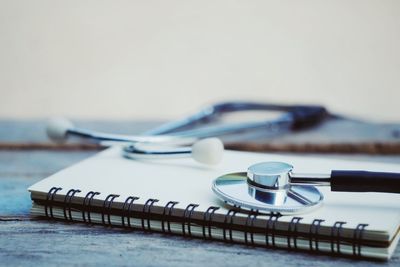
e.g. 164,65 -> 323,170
1,121 -> 399,266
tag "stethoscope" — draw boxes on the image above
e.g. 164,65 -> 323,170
47,101 -> 400,215
46,101 -> 328,165
212,161 -> 400,214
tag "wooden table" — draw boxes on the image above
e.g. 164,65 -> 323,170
1,120 -> 399,266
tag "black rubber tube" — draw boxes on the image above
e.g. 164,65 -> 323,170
331,170 -> 400,193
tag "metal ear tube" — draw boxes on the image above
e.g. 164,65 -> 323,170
45,101 -> 329,166
212,162 -> 400,215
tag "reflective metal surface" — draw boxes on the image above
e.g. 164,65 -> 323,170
144,101 -> 327,139
290,172 -> 331,186
123,143 -> 190,159
144,102 -> 296,137
247,162 -> 293,189
212,172 -> 323,214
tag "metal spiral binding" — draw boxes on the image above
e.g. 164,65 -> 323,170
223,209 -> 238,243
101,194 -> 120,226
309,219 -> 325,252
244,211 -> 258,246
352,223 -> 368,257
45,187 -> 62,219
141,199 -> 159,231
82,191 -> 100,223
121,196 -> 139,228
161,201 -> 179,233
182,204 -> 199,237
287,217 -> 303,249
202,206 -> 220,239
265,214 -> 280,247
42,187 -> 372,258
63,189 -> 81,221
330,221 -> 346,254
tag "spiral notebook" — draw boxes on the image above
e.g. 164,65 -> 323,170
28,148 -> 400,260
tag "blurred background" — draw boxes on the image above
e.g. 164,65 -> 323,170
0,0 -> 399,122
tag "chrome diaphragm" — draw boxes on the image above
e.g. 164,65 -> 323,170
212,162 -> 323,214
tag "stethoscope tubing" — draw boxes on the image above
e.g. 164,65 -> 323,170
145,102 -> 328,136
147,115 -> 293,139
48,101 -> 329,160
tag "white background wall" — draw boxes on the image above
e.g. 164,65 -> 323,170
1,1 -> 399,121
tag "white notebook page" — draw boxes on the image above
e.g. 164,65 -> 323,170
29,147 -> 400,241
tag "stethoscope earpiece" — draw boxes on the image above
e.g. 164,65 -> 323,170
190,138 -> 224,165
46,118 -> 75,143
46,118 -> 225,165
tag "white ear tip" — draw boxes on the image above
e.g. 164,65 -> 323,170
46,118 -> 74,143
191,138 -> 224,165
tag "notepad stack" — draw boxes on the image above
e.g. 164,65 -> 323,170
29,148 -> 400,260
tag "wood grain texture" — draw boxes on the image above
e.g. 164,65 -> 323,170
1,120 -> 399,266
0,151 -> 94,216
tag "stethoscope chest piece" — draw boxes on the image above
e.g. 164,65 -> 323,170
212,162 -> 324,215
